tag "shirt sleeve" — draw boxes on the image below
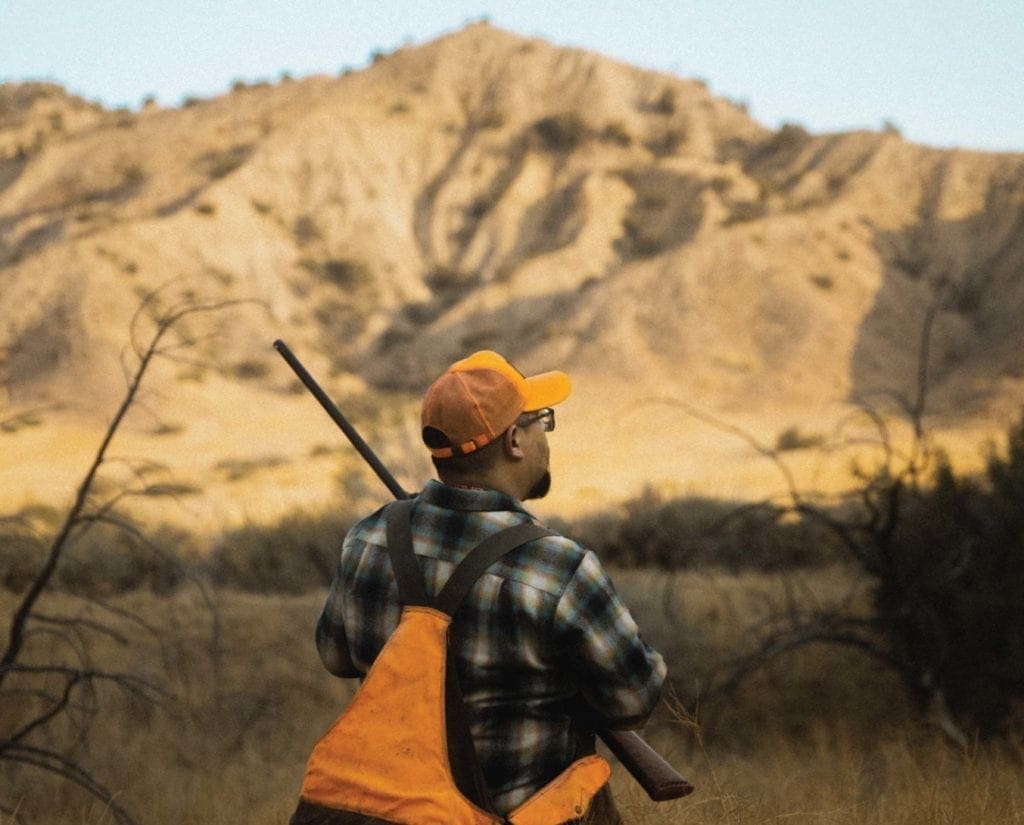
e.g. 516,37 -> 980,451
315,534 -> 361,678
315,511 -> 400,678
551,550 -> 666,728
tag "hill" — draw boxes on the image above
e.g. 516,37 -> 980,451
1,23 -> 1023,529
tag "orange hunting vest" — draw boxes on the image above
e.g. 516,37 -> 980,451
291,499 -> 610,825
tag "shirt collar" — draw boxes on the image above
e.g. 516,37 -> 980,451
419,478 -> 534,516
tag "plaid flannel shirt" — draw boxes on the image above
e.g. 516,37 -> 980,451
315,479 -> 666,814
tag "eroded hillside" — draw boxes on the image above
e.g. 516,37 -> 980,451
2,23 -> 1023,526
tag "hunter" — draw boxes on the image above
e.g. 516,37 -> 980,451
296,350 -> 666,825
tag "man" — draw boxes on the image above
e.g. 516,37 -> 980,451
314,350 -> 666,823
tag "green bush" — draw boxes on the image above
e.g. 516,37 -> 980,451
568,487 -> 841,570
230,359 -> 270,380
724,200 -> 767,224
207,510 -> 355,593
645,127 -> 686,157
651,87 -> 676,115
599,121 -> 632,147
215,456 -> 287,482
755,122 -> 810,160
1,410 -> 45,433
774,426 -> 827,452
321,259 -> 372,289
532,113 -> 587,152
194,144 -> 252,179
869,412 -> 1024,734
58,522 -> 193,595
617,216 -> 664,258
293,215 -> 322,245
1,511 -> 192,595
478,109 -> 505,130
0,526 -> 47,591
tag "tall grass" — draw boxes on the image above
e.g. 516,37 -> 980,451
3,567 -> 1023,823
618,722 -> 1024,824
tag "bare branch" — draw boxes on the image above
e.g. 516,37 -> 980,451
708,619 -> 906,704
0,687 -> 64,705
19,625 -> 90,670
0,297 -> 239,688
0,664 -> 166,700
7,671 -> 85,744
30,612 -> 130,646
63,593 -> 163,641
2,745 -> 139,825
0,290 -> 243,821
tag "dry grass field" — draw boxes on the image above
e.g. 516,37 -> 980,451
3,565 -> 1023,824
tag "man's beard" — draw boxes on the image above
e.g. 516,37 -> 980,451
524,469 -> 551,500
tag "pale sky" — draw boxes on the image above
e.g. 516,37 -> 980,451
1,1 -> 1022,153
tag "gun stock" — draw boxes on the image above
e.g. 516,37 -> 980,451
273,339 -> 694,801
600,729 -> 694,801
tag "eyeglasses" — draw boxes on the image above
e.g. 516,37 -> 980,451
517,408 -> 555,432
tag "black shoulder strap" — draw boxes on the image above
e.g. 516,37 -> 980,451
384,499 -> 429,607
436,522 -> 555,615
385,498 -> 555,613
441,521 -> 555,817
383,498 -> 556,816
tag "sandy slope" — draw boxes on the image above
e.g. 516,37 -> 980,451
1,23 -> 1022,532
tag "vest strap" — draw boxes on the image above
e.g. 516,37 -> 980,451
384,499 -> 429,606
436,521 -> 555,615
382,497 -> 556,816
384,499 -> 555,616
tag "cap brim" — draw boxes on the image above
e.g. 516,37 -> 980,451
522,370 -> 571,411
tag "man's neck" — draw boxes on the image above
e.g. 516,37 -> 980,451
447,481 -> 489,492
439,474 -> 521,500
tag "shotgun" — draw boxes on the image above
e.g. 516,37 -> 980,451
273,339 -> 694,802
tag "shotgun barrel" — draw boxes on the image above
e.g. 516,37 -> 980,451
273,339 -> 694,802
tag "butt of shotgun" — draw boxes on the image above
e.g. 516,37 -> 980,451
598,729 -> 694,801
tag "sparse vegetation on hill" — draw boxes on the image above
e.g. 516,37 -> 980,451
2,27 -> 1023,515
531,112 -> 589,152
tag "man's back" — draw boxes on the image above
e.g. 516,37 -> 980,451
316,480 -> 665,814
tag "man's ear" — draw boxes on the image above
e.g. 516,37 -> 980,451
503,425 -> 526,460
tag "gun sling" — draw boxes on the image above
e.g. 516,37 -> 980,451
385,498 -> 557,812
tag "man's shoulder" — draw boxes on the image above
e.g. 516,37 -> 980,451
491,529 -> 590,598
345,502 -> 391,547
342,497 -> 593,598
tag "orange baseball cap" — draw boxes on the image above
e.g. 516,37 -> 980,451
421,351 -> 571,458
